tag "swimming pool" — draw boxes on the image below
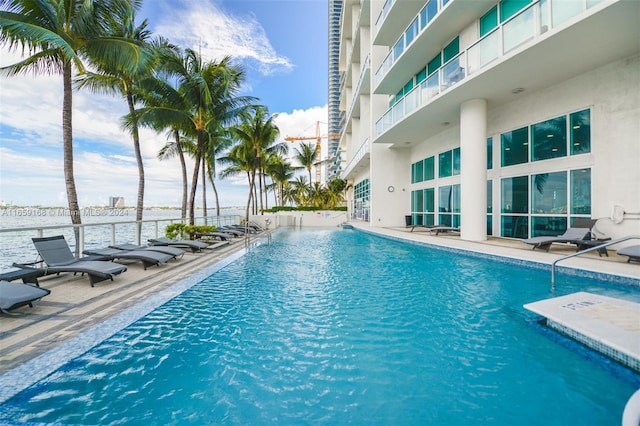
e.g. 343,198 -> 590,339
1,228 -> 638,424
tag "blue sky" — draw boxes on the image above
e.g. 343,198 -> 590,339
0,0 -> 330,208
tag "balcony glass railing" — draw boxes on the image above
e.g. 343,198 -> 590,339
375,0 -> 603,137
346,55 -> 371,122
342,138 -> 370,178
375,0 -> 395,34
375,0 -> 447,86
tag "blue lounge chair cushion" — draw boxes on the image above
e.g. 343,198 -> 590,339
0,280 -> 50,313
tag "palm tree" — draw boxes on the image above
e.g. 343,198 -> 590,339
293,142 -> 322,187
0,0 -> 146,233
135,48 -> 253,224
157,132 -> 195,218
291,176 -> 309,206
231,106 -> 280,214
264,153 -> 295,207
218,141 -> 256,218
75,18 -> 155,223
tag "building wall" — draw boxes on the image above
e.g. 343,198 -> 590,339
407,53 -> 639,240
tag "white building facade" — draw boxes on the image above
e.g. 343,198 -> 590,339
338,0 -> 640,242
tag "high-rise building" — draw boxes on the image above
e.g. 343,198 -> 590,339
338,0 -> 639,242
109,196 -> 125,208
327,0 -> 344,182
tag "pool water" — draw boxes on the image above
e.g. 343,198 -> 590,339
1,228 -> 639,425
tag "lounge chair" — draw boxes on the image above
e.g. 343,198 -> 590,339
109,243 -> 185,259
429,226 -> 460,235
0,280 -> 51,314
523,227 -> 592,252
15,235 -> 127,287
410,224 -> 460,235
148,237 -> 209,253
617,245 -> 640,263
82,247 -> 174,270
193,231 -> 236,241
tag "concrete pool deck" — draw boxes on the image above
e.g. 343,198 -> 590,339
1,223 -> 639,377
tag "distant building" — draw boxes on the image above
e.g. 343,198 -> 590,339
109,197 -> 125,208
327,0 -> 344,182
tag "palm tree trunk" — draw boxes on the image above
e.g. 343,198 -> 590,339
63,60 -> 81,255
188,132 -> 204,225
201,155 -> 207,221
174,130 -> 188,219
126,91 -> 144,223
245,171 -> 253,222
207,165 -> 220,216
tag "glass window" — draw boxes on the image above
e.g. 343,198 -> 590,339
501,216 -> 528,238
531,217 -> 567,237
393,38 -> 404,61
531,171 -> 567,214
571,168 -> 591,215
439,150 -> 452,178
423,188 -> 435,227
570,109 -> 590,155
532,116 -> 567,161
415,161 -> 424,183
500,0 -> 531,22
406,17 -> 419,46
416,67 -> 427,84
426,0 -> 438,24
443,37 -> 459,63
411,163 -> 416,183
487,137 -> 493,169
438,185 -> 460,226
480,6 -> 498,37
501,127 -> 529,166
453,147 -> 460,175
501,176 -> 528,213
427,54 -> 441,76
403,79 -> 414,95
424,156 -> 435,181
487,181 -> 493,235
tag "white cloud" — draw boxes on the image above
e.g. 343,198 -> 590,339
153,0 -> 292,76
0,2 -> 328,209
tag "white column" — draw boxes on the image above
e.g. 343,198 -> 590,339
460,99 -> 487,241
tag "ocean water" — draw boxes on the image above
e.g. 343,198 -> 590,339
1,228 -> 638,425
0,207 -> 243,273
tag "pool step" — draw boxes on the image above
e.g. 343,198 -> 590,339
524,292 -> 640,372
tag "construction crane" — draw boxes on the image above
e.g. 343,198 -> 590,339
284,121 -> 341,182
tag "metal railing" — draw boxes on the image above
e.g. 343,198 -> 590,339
0,214 -> 242,271
551,235 -> 640,285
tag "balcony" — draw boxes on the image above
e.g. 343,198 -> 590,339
374,0 -> 425,46
374,0 -> 639,147
341,138 -> 370,180
345,55 -> 371,123
374,0 -> 493,94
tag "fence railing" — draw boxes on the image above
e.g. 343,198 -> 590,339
0,214 -> 242,272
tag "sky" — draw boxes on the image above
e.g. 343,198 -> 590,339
0,0 -> 330,208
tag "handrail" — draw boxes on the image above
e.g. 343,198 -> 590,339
551,235 -> 640,285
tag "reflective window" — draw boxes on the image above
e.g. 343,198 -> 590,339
571,168 -> 591,215
424,156 -> 435,181
453,148 -> 461,175
501,176 -> 528,213
501,216 -> 528,238
415,161 -> 424,183
570,109 -> 590,155
531,216 -> 567,237
532,116 -> 566,161
531,171 -> 567,214
501,127 -> 529,166
439,151 -> 452,178
438,185 -> 460,227
480,6 -> 498,37
487,137 -> 493,169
